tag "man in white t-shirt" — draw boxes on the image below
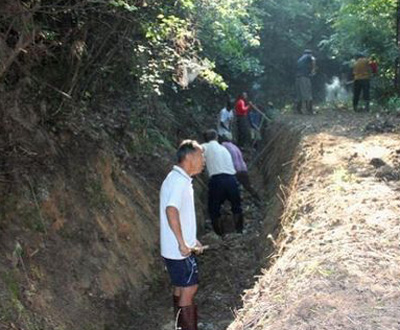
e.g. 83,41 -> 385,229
202,129 -> 243,236
160,140 -> 205,330
217,100 -> 234,140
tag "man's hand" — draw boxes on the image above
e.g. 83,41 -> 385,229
179,243 -> 191,257
191,240 -> 204,255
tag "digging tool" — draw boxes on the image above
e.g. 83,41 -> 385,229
190,245 -> 210,254
249,102 -> 272,123
248,102 -> 272,150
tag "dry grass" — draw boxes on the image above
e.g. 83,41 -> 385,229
228,112 -> 400,330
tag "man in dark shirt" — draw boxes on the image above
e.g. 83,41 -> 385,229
295,49 -> 316,114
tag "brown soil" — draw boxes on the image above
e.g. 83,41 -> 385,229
1,108 -> 400,330
127,110 -> 400,330
229,110 -> 400,330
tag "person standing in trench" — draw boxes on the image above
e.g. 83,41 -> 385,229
202,129 -> 244,236
160,140 -> 205,330
295,49 -> 316,114
220,135 -> 261,203
235,92 -> 252,148
217,99 -> 235,141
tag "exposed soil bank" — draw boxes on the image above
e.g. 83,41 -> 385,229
0,149 -> 165,330
0,114 -> 300,330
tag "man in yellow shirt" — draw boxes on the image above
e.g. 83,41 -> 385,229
353,53 -> 371,112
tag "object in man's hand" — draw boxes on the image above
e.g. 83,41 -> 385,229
191,245 -> 210,255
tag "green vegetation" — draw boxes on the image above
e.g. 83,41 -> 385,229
2,271 -> 20,300
1,1 -> 400,329
1,0 -> 399,138
327,0 -> 398,103
328,0 -> 397,67
0,271 -> 26,325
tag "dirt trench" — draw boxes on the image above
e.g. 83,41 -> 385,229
125,120 -> 303,330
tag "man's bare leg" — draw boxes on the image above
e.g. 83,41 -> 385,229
175,284 -> 198,306
175,285 -> 199,329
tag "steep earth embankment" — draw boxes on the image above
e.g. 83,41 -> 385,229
0,91 -> 209,329
0,77 -> 212,329
0,148 -> 167,329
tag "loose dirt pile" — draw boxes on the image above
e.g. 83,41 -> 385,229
229,111 -> 400,330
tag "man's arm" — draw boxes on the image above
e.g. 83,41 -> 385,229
249,102 -> 272,122
166,206 -> 191,257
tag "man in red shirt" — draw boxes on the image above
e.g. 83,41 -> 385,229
235,92 -> 252,148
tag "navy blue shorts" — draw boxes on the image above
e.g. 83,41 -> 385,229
163,255 -> 199,287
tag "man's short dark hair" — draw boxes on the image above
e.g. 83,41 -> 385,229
203,129 -> 218,143
176,139 -> 201,163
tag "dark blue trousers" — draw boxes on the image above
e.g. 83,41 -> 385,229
208,174 -> 242,223
353,79 -> 370,111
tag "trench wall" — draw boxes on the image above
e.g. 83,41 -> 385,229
0,118 -> 301,330
254,120 -> 303,258
0,145 -> 207,330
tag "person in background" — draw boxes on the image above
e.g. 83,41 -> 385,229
217,99 -> 234,141
369,55 -> 378,101
369,56 -> 378,75
235,92 -> 252,148
160,140 -> 205,330
248,107 -> 262,150
353,52 -> 371,112
202,129 -> 244,236
295,49 -> 316,114
220,135 -> 261,203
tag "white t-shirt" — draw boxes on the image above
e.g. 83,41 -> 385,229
202,140 -> 236,177
160,165 -> 197,260
217,107 -> 234,138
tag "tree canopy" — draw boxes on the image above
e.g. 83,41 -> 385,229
0,0 -> 399,154
1,0 -> 398,101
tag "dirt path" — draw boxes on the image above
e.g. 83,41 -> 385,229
229,110 -> 400,329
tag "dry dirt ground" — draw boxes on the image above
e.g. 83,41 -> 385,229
129,109 -> 400,330
229,110 -> 400,330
